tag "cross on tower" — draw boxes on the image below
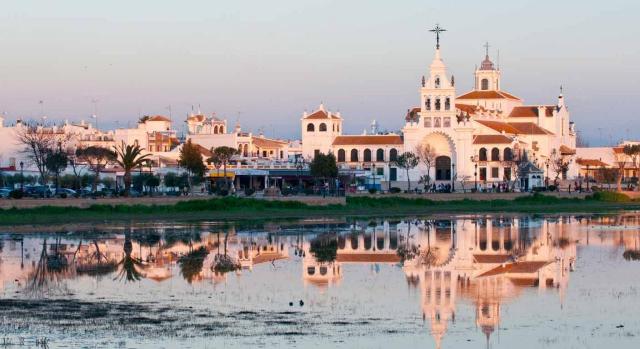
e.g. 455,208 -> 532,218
484,42 -> 490,57
429,24 -> 446,49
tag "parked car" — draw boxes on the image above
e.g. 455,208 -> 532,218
55,188 -> 77,198
24,185 -> 53,198
0,188 -> 11,198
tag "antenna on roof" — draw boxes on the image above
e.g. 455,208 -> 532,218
497,49 -> 500,70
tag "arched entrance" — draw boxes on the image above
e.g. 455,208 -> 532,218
436,156 -> 451,180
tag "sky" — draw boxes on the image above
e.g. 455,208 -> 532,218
0,0 -> 639,145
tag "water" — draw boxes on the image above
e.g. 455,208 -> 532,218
1,213 -> 640,348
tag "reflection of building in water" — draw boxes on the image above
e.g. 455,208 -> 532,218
301,221 -> 401,287
234,233 -> 289,270
400,217 -> 579,348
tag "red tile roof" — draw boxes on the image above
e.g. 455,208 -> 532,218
456,104 -> 479,115
332,135 -> 403,146
148,115 -> 171,122
576,158 -> 609,167
252,136 -> 288,148
478,261 -> 550,277
473,254 -> 512,264
476,120 -> 554,135
304,110 -> 341,120
559,145 -> 576,155
457,90 -> 521,101
473,135 -> 513,145
509,106 -> 556,118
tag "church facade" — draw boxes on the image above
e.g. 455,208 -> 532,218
301,33 -> 576,190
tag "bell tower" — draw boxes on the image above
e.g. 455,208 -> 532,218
419,24 -> 456,129
474,42 -> 501,91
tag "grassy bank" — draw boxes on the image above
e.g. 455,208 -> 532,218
0,192 -> 638,226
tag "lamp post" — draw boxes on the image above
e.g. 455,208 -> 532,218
586,165 -> 590,191
545,159 -> 550,188
19,161 -> 24,191
471,155 -> 478,191
451,163 -> 455,193
372,163 -> 377,192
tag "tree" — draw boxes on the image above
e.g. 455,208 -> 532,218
550,149 -> 572,183
415,144 -> 436,189
113,142 -> 151,196
309,153 -> 338,179
209,146 -> 238,191
394,152 -> 419,191
45,148 -> 68,191
76,146 -> 116,192
16,123 -> 57,185
178,139 -> 206,193
623,144 -> 640,191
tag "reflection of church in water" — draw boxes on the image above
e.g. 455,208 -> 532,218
300,217 -> 580,348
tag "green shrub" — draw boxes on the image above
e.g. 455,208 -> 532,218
587,191 -> 630,202
9,190 -> 23,199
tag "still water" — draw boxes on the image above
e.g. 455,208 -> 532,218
1,213 -> 640,348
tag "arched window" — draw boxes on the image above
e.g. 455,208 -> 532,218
243,144 -> 248,157
350,149 -> 359,162
445,97 -> 451,110
220,126 -> 224,134
479,148 -> 488,161
376,148 -> 384,162
426,97 -> 431,111
504,147 -> 513,161
491,147 -> 500,161
363,149 -> 372,162
389,148 -> 398,162
213,125 -> 218,134
435,98 -> 441,111
337,149 -> 346,162
306,123 -> 315,132
481,79 -> 489,91
435,76 -> 441,88
319,123 -> 327,132
337,124 -> 340,132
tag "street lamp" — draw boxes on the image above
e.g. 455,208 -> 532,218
19,161 -> 24,191
545,159 -> 550,188
451,163 -> 455,192
372,163 -> 377,192
470,155 -> 478,191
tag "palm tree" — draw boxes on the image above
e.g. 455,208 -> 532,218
116,232 -> 145,282
114,142 -> 151,196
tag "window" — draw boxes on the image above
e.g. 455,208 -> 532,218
220,126 -> 224,133
435,76 -> 441,88
443,117 -> 451,128
337,125 -> 340,132
479,168 -> 487,181
319,123 -> 327,132
491,167 -> 499,178
504,167 -> 512,180
350,149 -> 358,162
363,149 -> 372,162
434,117 -> 441,127
280,150 -> 283,158
337,149 -> 346,162
435,98 -> 441,111
504,148 -> 513,161
426,98 -> 431,111
491,148 -> 500,161
445,97 -> 451,110
389,148 -> 398,162
376,148 -> 384,161
376,167 -> 384,176
263,150 -> 268,157
481,78 -> 489,90
424,117 -> 432,128
306,123 -> 315,132
314,149 -> 320,158
389,167 -> 397,181
479,148 -> 488,161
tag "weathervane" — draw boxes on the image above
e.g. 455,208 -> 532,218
429,24 -> 446,49
484,42 -> 490,57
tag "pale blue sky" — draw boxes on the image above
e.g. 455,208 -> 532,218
0,0 -> 638,145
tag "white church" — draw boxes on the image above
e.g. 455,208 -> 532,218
301,26 -> 577,190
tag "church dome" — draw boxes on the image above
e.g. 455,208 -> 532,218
480,55 -> 495,70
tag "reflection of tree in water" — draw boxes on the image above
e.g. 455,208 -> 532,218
75,239 -> 118,277
179,246 -> 209,283
211,231 -> 240,275
309,233 -> 338,263
25,238 -> 72,297
115,231 -> 145,282
134,228 -> 162,263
